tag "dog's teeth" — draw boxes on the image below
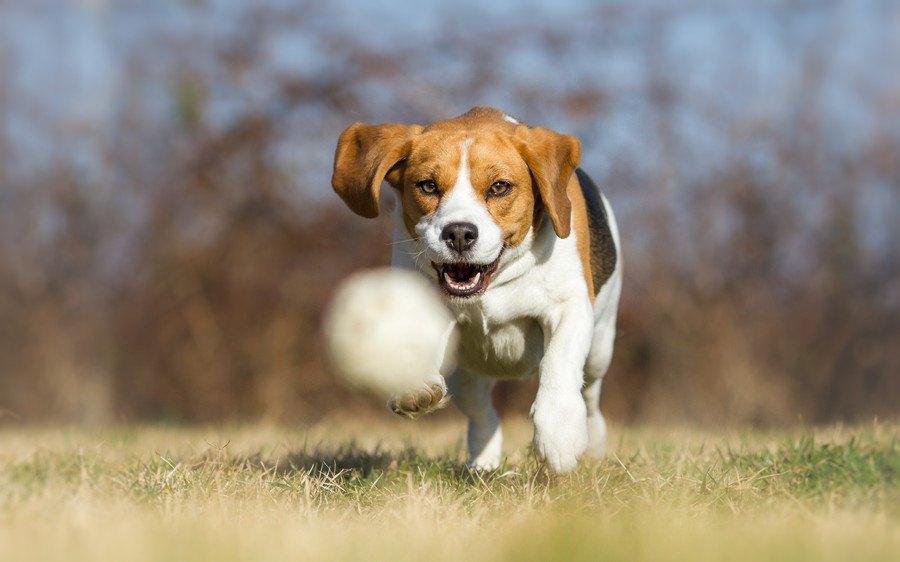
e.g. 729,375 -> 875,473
441,266 -> 484,294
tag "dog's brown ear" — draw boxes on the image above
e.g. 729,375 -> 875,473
513,126 -> 580,238
332,122 -> 422,218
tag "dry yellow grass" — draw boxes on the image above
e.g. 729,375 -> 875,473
1,416 -> 897,561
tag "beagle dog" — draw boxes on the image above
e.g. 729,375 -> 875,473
331,107 -> 622,473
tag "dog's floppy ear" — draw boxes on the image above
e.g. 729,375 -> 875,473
513,126 -> 580,238
332,122 -> 423,218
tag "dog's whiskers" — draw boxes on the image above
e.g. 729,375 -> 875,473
389,237 -> 419,246
410,249 -> 428,270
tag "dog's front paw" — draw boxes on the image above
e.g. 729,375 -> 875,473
531,394 -> 588,473
389,375 -> 449,419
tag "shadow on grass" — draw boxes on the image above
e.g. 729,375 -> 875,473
281,445 -> 419,477
254,444 -> 523,486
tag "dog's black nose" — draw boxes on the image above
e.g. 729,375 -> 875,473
441,222 -> 478,253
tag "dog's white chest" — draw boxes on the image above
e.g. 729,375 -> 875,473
454,312 -> 544,379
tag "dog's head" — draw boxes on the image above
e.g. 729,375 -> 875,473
331,107 -> 580,299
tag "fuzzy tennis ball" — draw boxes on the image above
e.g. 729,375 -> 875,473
322,268 -> 457,398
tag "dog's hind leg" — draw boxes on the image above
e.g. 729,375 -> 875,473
583,275 -> 621,458
583,320 -> 615,457
581,376 -> 608,458
448,369 -> 502,470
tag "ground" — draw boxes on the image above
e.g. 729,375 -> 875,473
0,416 -> 897,561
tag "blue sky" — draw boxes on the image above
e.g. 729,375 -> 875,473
1,0 -> 898,215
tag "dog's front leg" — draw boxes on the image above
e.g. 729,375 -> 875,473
388,317 -> 456,419
531,300 -> 594,473
448,368 -> 502,470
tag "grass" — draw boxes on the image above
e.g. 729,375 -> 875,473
0,416 -> 897,561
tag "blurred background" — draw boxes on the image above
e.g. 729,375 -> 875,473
0,0 -> 898,426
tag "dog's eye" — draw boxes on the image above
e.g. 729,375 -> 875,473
416,180 -> 439,195
488,180 -> 513,197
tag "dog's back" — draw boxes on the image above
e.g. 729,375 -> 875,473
576,168 -> 618,296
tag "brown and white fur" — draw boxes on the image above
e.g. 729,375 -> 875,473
331,107 -> 622,473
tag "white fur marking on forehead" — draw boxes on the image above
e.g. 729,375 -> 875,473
453,138 -> 475,191
502,114 -> 520,124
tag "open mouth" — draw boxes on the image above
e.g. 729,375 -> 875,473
432,252 -> 502,298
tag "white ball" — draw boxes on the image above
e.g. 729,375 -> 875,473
322,268 -> 456,398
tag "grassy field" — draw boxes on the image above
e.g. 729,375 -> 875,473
0,416 -> 897,561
